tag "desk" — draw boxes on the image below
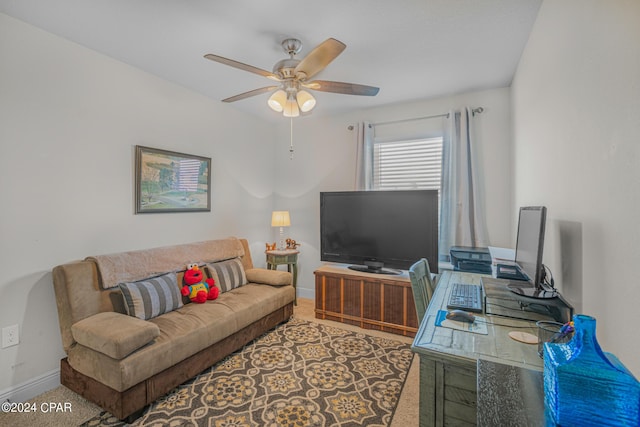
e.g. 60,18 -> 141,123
476,359 -> 544,427
266,250 -> 298,304
411,270 -> 547,427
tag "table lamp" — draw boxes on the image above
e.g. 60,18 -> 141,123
271,211 -> 291,250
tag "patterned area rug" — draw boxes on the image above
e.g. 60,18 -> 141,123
80,318 -> 413,427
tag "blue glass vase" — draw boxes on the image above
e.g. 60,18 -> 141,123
543,314 -> 640,426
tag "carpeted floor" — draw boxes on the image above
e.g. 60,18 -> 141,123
0,298 -> 419,427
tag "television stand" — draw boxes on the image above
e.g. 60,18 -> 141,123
314,264 -> 418,337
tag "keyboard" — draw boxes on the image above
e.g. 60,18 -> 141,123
447,283 -> 483,313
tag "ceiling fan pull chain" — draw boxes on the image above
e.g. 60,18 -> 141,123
289,118 -> 294,160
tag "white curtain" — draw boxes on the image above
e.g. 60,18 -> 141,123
439,108 -> 488,259
354,121 -> 374,190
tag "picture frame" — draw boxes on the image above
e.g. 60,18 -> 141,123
135,145 -> 211,214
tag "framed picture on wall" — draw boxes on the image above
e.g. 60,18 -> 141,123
135,145 -> 211,214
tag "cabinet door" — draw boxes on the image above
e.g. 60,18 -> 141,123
419,356 -> 477,427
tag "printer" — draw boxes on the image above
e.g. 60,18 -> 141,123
449,246 -> 492,274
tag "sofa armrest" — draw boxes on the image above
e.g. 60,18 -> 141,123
245,268 -> 291,286
71,312 -> 160,359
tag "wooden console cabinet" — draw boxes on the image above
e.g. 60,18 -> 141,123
314,264 -> 418,337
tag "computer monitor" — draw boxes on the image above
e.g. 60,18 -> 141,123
507,206 -> 558,299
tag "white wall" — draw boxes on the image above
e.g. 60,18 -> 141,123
512,0 -> 640,375
273,88 -> 514,300
0,14 -> 277,394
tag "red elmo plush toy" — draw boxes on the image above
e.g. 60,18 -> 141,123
181,263 -> 219,303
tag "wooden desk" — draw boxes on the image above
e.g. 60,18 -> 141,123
266,250 -> 299,304
411,270 -> 545,427
476,359 -> 545,427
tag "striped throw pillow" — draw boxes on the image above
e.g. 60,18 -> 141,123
207,258 -> 247,293
119,272 -> 183,320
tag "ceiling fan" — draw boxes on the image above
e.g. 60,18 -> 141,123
204,38 -> 379,117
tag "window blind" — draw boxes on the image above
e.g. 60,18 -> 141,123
372,137 -> 443,190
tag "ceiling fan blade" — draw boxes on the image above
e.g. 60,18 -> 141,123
294,38 -> 346,80
204,54 -> 280,81
303,80 -> 380,96
222,86 -> 279,103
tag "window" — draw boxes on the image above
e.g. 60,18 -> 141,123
372,137 -> 443,191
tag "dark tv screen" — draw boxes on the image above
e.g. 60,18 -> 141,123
320,190 -> 439,273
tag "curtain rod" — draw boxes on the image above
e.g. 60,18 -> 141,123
372,113 -> 449,127
347,107 -> 484,130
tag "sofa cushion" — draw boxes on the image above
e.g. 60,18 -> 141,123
67,284 -> 295,392
71,312 -> 160,359
207,258 -> 247,293
119,272 -> 183,320
245,268 -> 292,286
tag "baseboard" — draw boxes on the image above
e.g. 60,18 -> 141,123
0,369 -> 60,403
297,287 -> 315,300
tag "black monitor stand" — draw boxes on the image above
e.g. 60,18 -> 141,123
482,276 -> 574,323
507,281 -> 558,299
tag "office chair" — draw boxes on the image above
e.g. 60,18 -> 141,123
409,258 -> 436,324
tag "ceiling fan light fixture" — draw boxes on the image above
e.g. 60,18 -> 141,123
283,98 -> 300,118
205,37 -> 379,120
267,90 -> 287,112
296,90 -> 316,112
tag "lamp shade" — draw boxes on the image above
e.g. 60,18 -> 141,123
296,90 -> 316,112
271,211 -> 291,227
283,98 -> 300,118
267,90 -> 287,112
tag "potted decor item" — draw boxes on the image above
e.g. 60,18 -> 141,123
543,314 -> 639,426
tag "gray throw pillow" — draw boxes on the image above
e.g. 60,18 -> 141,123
119,272 -> 183,320
206,258 -> 247,293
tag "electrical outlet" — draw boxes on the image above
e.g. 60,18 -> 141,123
2,324 -> 19,348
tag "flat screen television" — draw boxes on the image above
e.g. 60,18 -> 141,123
507,206 -> 558,299
320,190 -> 439,274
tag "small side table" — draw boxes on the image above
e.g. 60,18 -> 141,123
265,249 -> 299,304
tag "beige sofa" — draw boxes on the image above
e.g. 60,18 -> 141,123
52,237 -> 295,421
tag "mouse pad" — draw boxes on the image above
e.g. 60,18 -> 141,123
435,310 -> 488,335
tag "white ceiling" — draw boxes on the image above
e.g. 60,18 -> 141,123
0,0 -> 542,122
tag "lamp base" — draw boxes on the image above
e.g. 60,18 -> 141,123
278,227 -> 286,250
